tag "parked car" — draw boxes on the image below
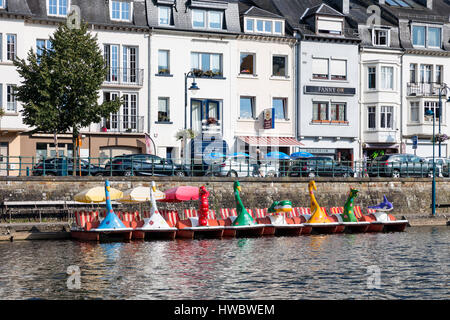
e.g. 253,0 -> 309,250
32,157 -> 104,176
424,157 -> 449,177
367,154 -> 434,178
104,154 -> 190,177
287,156 -> 354,177
206,155 -> 278,177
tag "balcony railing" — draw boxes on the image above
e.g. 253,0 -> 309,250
99,115 -> 145,133
104,67 -> 144,87
407,82 -> 442,97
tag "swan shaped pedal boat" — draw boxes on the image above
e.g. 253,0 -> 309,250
221,181 -> 265,237
132,182 -> 177,240
303,181 -> 342,234
71,180 -> 133,242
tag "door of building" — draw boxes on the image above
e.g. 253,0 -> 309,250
0,142 -> 8,176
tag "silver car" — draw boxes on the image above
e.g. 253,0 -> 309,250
206,155 -> 278,177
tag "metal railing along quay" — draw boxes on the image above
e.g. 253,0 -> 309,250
0,155 -> 448,179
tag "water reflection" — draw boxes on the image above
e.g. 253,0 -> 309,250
0,227 -> 448,299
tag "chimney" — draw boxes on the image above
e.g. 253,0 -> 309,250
416,0 -> 433,10
330,0 -> 349,15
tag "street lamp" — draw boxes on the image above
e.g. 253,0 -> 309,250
437,83 -> 450,157
425,108 -> 436,216
184,71 -> 200,161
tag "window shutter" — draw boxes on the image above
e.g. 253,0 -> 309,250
330,60 -> 346,76
312,58 -> 328,75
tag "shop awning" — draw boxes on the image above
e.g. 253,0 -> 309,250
237,136 -> 304,147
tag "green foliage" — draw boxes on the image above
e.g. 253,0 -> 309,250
13,23 -> 122,138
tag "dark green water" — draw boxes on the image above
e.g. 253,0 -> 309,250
0,226 -> 448,299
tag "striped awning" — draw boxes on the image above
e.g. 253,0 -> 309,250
237,136 -> 304,146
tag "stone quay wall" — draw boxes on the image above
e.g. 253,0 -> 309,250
0,176 -> 450,218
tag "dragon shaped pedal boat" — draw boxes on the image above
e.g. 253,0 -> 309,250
303,181 -> 341,234
132,181 -> 177,240
367,195 -> 409,232
221,181 -> 265,237
176,186 -> 224,239
338,188 -> 370,233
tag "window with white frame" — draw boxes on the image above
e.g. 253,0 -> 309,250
0,0 -> 6,9
313,102 -> 328,121
410,63 -> 417,83
239,97 -> 255,119
330,59 -> 346,80
158,50 -> 170,75
412,25 -> 442,48
424,101 -> 440,122
272,55 -> 287,77
273,98 -> 287,120
122,93 -> 138,130
192,9 -> 223,30
240,53 -> 255,75
435,65 -> 443,84
380,106 -> 393,129
420,64 -> 432,83
368,66 -> 376,89
103,92 -> 120,130
316,16 -> 343,35
158,6 -> 171,26
6,34 -> 16,61
110,1 -> 132,22
331,103 -> 346,121
104,44 -> 120,82
368,106 -> 376,129
7,84 -> 16,112
245,18 -> 284,36
191,52 -> 222,76
381,66 -> 393,90
372,29 -> 389,46
36,39 -> 52,64
122,46 -> 137,83
410,101 -> 419,123
158,97 -> 170,122
48,0 -> 69,17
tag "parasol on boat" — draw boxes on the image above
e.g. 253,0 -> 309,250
74,186 -> 123,203
160,186 -> 199,202
119,186 -> 165,203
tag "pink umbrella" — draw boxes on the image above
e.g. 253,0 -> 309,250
159,186 -> 200,202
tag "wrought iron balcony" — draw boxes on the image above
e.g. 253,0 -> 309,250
99,115 -> 145,133
407,82 -> 442,97
103,67 -> 144,87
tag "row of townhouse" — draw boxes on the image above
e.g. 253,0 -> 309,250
0,0 -> 449,174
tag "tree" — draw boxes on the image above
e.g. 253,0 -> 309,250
14,23 -> 122,175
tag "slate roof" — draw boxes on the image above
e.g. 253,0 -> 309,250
1,0 -> 148,29
242,5 -> 283,19
146,0 -> 241,34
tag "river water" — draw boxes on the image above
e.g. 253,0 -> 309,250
0,226 -> 448,300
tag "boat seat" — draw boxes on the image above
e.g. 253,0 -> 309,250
256,217 -> 271,225
176,219 -> 193,229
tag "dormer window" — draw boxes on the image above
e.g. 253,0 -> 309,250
244,17 -> 284,36
0,0 -> 7,9
316,16 -> 343,35
192,9 -> 223,30
110,1 -> 133,22
158,6 -> 172,26
372,28 -> 390,47
48,0 -> 70,17
412,25 -> 442,49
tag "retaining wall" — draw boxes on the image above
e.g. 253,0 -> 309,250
1,176 -> 450,217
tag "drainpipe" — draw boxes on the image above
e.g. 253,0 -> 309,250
400,51 -> 405,153
359,47 -> 362,162
294,31 -> 301,143
147,29 -> 153,152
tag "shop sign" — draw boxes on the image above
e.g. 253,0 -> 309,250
263,108 -> 275,129
304,86 -> 356,96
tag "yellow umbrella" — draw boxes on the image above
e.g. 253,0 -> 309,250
74,186 -> 123,203
119,186 -> 165,203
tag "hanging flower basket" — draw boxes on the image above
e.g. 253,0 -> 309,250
431,134 -> 449,143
